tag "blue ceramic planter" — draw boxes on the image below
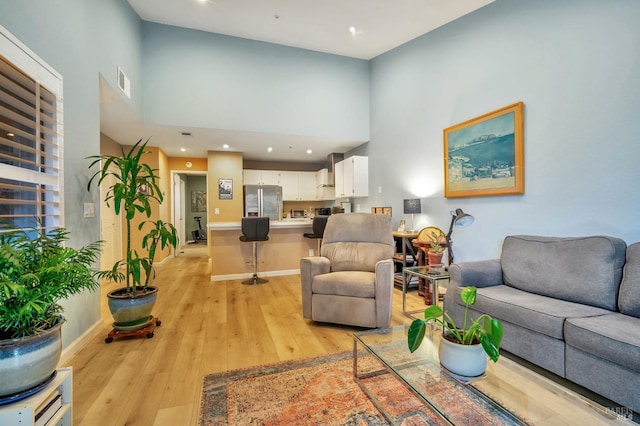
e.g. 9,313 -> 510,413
0,318 -> 63,398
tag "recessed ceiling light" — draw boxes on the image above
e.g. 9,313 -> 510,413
349,26 -> 357,35
267,147 -> 273,152
306,149 -> 312,154
222,144 -> 229,149
180,148 -> 186,152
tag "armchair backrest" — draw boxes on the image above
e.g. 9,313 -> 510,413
321,213 -> 394,272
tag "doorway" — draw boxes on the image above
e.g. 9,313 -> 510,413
171,171 -> 208,251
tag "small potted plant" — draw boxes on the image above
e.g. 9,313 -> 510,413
87,139 -> 178,331
427,231 -> 445,266
407,286 -> 503,377
0,223 -> 101,399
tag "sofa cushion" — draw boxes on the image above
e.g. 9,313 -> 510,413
565,313 -> 640,373
312,271 -> 375,298
500,235 -> 626,310
619,242 -> 640,318
452,285 -> 610,339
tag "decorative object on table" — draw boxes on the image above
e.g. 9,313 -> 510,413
427,230 -> 446,267
371,206 -> 392,215
408,286 -> 503,377
218,178 -> 232,200
445,208 -> 474,265
191,190 -> 207,211
397,219 -> 406,233
403,198 -> 421,232
444,102 -> 524,198
87,138 -> 178,337
0,223 -> 101,401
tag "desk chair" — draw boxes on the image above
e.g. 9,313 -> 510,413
239,217 -> 270,285
303,215 -> 329,255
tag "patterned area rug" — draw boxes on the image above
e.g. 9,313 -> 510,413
198,350 -> 523,425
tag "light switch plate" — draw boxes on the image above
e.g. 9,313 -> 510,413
83,203 -> 94,218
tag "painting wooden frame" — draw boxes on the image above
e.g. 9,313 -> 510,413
444,102 -> 524,198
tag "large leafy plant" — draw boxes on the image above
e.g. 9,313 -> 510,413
87,139 -> 178,294
0,225 -> 101,339
407,286 -> 503,362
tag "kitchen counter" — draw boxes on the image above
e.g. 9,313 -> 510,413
207,219 -> 315,281
206,219 -> 313,231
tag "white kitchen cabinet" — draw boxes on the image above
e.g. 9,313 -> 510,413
316,185 -> 335,200
281,171 -> 316,200
335,156 -> 368,198
243,170 -> 281,186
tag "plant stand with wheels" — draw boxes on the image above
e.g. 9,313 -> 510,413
105,317 -> 161,343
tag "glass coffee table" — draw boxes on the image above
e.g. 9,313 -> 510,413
402,266 -> 450,317
353,325 -> 632,425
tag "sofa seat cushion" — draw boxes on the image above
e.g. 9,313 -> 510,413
453,285 -> 610,339
312,271 -> 375,298
565,313 -> 640,373
501,235 -> 626,310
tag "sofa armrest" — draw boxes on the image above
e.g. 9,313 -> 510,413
300,256 -> 331,319
374,259 -> 394,328
450,259 -> 503,288
444,259 -> 503,322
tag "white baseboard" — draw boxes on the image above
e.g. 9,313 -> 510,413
59,319 -> 103,366
211,269 -> 300,282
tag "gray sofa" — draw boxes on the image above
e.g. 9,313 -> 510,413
444,235 -> 640,413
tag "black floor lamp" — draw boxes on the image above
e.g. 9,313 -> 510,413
445,208 -> 474,265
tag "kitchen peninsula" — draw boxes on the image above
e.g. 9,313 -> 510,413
207,220 -> 316,281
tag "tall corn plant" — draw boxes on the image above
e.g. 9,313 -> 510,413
87,138 -> 177,294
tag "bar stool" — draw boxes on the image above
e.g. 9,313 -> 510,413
239,217 -> 270,285
303,215 -> 329,255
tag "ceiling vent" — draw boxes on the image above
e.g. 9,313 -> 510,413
117,67 -> 130,98
180,131 -> 193,137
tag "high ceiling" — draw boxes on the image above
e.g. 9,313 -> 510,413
100,0 -> 494,162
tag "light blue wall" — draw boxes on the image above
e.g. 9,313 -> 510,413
141,22 -> 369,140
369,0 -> 640,261
0,0 -> 142,347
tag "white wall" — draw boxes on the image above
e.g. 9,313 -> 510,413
0,0 -> 143,347
368,0 -> 640,261
141,21 -> 370,142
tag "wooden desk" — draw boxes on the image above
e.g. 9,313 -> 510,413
392,231 -> 418,285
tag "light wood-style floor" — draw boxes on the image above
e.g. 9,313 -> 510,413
65,244 -> 427,425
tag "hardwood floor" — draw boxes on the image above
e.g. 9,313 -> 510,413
66,245 -> 427,425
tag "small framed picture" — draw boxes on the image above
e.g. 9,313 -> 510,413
397,219 -> 406,233
218,178 -> 233,199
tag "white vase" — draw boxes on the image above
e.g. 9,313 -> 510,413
438,335 -> 488,377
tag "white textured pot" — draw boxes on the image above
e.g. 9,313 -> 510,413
439,335 -> 488,377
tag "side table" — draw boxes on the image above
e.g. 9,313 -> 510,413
402,266 -> 450,317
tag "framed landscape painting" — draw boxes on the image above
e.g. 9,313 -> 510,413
443,102 -> 524,198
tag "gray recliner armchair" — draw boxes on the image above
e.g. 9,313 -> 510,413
300,213 -> 395,328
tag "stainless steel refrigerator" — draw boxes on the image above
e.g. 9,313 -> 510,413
243,185 -> 282,220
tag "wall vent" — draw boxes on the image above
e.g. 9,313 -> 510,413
117,66 -> 130,98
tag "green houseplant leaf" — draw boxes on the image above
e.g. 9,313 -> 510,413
407,286 -> 503,364
87,138 -> 179,294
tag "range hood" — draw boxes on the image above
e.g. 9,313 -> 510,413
326,153 -> 344,187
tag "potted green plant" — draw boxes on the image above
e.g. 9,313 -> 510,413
87,139 -> 178,330
0,224 -> 101,399
427,231 -> 445,266
408,286 -> 503,377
